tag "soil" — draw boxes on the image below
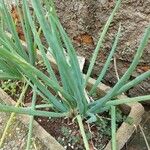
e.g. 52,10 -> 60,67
7,0 -> 150,98
54,0 -> 150,99
122,110 -> 150,150
35,116 -> 111,150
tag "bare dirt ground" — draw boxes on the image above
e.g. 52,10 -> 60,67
55,0 -> 150,99
5,0 -> 150,99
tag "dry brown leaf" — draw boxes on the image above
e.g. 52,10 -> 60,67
73,33 -> 94,45
137,65 -> 150,72
11,5 -> 25,40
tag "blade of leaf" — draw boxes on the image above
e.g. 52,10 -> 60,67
15,1 -> 36,65
0,47 -> 74,103
0,104 -> 69,118
111,106 -> 116,150
84,0 -> 121,86
1,1 -> 29,61
91,95 -> 150,114
50,15 -> 87,109
23,0 -> 58,83
116,70 -> 150,95
89,24 -> 121,95
89,25 -> 150,114
31,0 -> 86,113
26,85 -> 37,150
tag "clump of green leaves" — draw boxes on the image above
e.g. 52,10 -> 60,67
0,80 -> 23,98
0,0 -> 150,149
1,80 -> 18,95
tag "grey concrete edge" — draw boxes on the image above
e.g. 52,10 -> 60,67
88,78 -> 145,150
0,88 -> 65,150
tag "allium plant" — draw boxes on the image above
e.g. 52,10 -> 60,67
0,0 -> 150,149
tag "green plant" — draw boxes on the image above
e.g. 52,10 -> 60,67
61,126 -> 70,136
1,80 -> 18,94
0,80 -> 23,98
61,126 -> 80,145
0,0 -> 150,149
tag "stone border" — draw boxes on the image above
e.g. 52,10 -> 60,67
0,88 -> 65,150
87,77 -> 144,150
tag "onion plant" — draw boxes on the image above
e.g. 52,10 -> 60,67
0,0 -> 150,149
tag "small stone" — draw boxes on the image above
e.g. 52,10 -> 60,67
69,130 -> 72,133
38,118 -> 42,122
71,145 -> 74,149
16,127 -> 20,131
0,117 -> 3,123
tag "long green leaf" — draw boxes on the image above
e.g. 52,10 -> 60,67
0,47 -> 74,103
15,1 -> 36,65
1,1 -> 29,61
89,24 -> 121,95
31,0 -> 86,113
0,104 -> 69,118
26,85 -> 37,150
116,70 -> 150,95
49,15 -> 87,113
111,106 -> 116,150
51,15 -> 87,108
106,95 -> 150,106
89,25 -> 150,113
76,115 -> 90,150
23,0 -> 58,83
84,0 -> 121,86
92,95 -> 150,114
30,0 -> 72,90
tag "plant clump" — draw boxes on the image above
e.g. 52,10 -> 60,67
0,0 -> 150,149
